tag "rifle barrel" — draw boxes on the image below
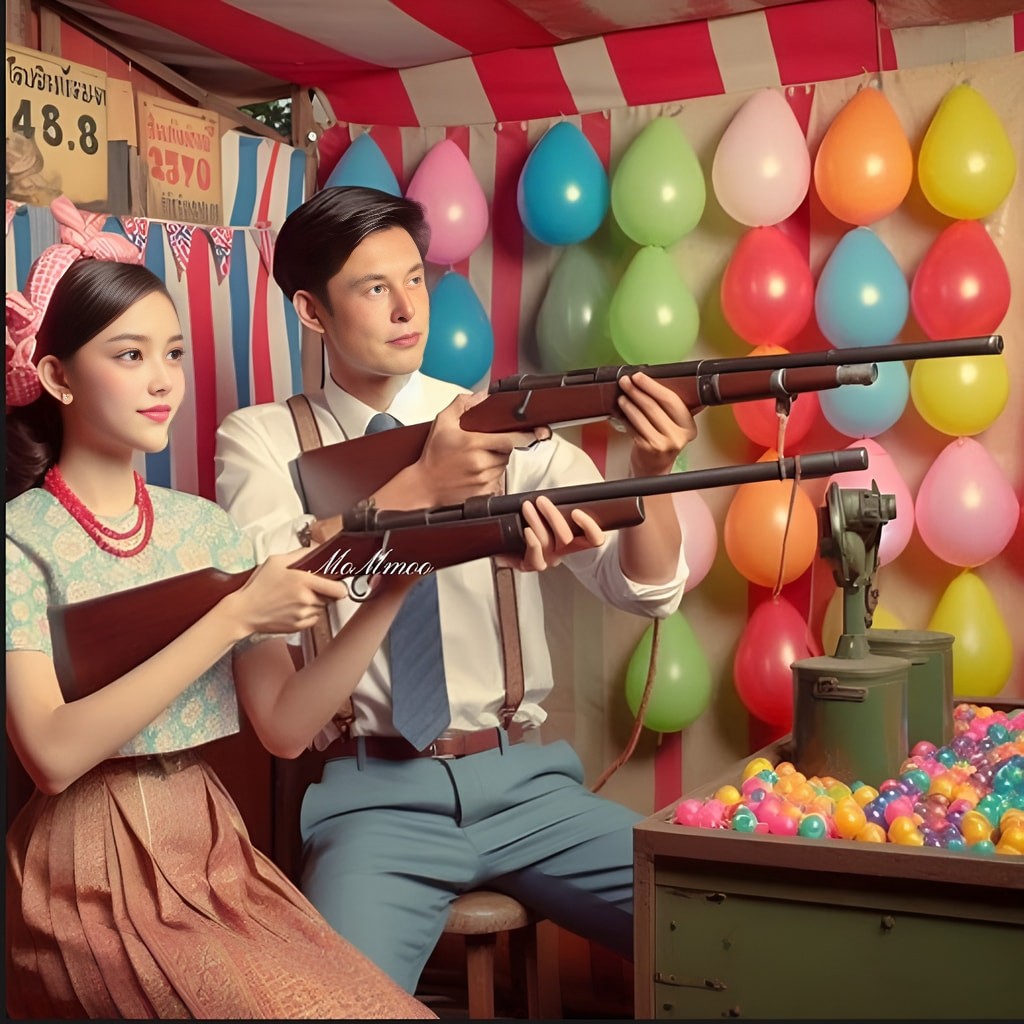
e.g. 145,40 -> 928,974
489,335 -> 1003,392
350,448 -> 869,532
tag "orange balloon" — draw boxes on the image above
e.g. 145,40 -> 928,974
724,449 -> 818,587
814,85 -> 912,225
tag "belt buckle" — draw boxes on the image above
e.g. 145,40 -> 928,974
427,740 -> 456,760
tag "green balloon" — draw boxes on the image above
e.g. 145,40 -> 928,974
624,613 -> 712,733
611,117 -> 706,247
536,244 -> 616,372
608,246 -> 699,364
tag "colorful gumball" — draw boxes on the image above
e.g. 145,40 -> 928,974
798,814 -> 829,840
855,823 -> 888,843
673,799 -> 703,827
834,798 -> 867,840
888,816 -> 925,846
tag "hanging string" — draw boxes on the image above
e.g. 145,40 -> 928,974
771,454 -> 803,600
592,617 -> 662,794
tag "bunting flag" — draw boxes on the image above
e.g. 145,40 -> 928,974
120,216 -> 151,259
165,223 -> 196,279
254,223 -> 276,276
206,226 -> 235,281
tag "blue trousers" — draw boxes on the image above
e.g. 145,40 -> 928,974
299,736 -> 640,993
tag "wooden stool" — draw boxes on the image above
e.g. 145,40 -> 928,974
443,890 -> 562,1020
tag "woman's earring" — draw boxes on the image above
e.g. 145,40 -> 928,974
61,392 -> 73,405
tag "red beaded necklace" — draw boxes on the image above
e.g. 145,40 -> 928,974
43,464 -> 154,557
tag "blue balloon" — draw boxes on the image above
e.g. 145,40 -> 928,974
819,360 -> 909,437
517,122 -> 609,246
324,133 -> 401,196
422,272 -> 494,389
814,227 -> 909,347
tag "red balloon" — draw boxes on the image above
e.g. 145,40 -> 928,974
721,226 -> 813,347
910,220 -> 1011,340
733,596 -> 812,727
733,344 -> 820,448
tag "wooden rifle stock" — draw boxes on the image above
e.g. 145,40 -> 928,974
47,446 -> 867,703
297,334 -> 1001,517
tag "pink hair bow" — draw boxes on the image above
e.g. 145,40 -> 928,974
6,195 -> 143,408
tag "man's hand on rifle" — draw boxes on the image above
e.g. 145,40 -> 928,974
413,392 -> 552,506
616,372 -> 698,477
495,495 -> 606,573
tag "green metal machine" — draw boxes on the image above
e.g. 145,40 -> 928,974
792,483 -> 910,785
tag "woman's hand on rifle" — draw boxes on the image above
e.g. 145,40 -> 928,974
224,550 -> 349,637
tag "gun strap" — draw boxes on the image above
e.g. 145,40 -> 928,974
286,394 -> 353,732
285,394 -> 525,735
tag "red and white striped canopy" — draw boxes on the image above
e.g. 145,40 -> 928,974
61,0 -> 1022,125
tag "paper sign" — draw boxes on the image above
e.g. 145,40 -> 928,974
138,94 -> 222,225
6,43 -> 109,206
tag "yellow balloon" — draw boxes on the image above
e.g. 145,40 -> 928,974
918,84 -> 1018,220
928,571 -> 1013,697
820,589 -> 904,657
910,354 -> 1010,437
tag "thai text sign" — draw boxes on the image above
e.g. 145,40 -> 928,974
6,44 -> 108,206
139,94 -> 222,225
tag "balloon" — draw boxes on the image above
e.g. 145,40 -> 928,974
672,489 -> 718,593
815,228 -> 909,347
733,596 -> 813,727
732,345 -> 819,450
723,449 -> 819,587
918,84 -> 1017,220
608,246 -> 699,363
910,221 -> 1011,340
819,360 -> 908,438
323,132 -> 401,195
821,590 -> 905,656
824,439 -> 914,567
624,613 -> 712,732
813,85 -> 913,225
711,88 -> 811,227
720,227 -> 813,347
421,272 -> 493,388
910,353 -> 1010,437
914,437 -> 1020,567
611,117 -> 705,246
928,572 -> 1013,697
517,122 -> 609,246
405,140 -> 489,265
535,244 -> 616,372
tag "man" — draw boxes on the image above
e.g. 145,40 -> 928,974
215,185 -> 697,993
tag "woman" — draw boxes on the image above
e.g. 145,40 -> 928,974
5,202 -> 436,1019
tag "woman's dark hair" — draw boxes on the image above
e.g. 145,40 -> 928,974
6,259 -> 171,500
273,185 -> 430,306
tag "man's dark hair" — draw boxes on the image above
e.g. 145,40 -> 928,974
273,186 -> 430,307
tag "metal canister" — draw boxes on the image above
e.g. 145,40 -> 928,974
866,628 -> 954,748
792,653 -> 910,785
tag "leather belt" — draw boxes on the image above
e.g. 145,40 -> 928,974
323,723 -> 527,762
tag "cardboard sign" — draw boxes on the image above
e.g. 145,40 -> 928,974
5,43 -> 109,206
138,94 -> 222,225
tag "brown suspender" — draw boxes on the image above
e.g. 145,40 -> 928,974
284,393 -> 526,733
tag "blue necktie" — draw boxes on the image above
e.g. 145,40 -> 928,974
365,412 -> 451,749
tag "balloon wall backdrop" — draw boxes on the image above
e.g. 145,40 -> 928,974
513,75 -> 1018,738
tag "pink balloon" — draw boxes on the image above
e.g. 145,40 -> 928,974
406,140 -> 489,265
672,489 -> 718,592
733,595 -> 813,728
712,89 -> 811,227
825,438 -> 914,567
915,437 -> 1020,567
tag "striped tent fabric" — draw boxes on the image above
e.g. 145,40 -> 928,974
5,131 -> 308,500
60,0 -> 1022,125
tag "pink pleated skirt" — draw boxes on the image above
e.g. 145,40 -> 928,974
5,749 -> 435,1019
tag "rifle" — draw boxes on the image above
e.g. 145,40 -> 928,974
49,447 -> 868,702
296,334 -> 1003,517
